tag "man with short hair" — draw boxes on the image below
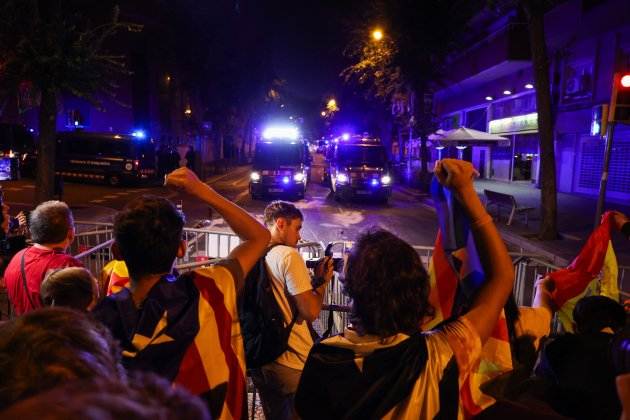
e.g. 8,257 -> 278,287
250,200 -> 333,420
93,167 -> 270,420
5,200 -> 81,315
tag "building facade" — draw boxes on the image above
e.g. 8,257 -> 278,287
433,0 -> 630,202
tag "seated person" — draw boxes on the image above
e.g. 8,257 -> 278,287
40,267 -> 99,311
93,167 -> 270,419
295,159 -> 514,419
0,371 -> 210,420
0,307 -> 124,410
536,295 -> 626,420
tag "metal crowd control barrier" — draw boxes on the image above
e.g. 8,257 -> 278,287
71,222 -> 242,291
69,223 -> 630,335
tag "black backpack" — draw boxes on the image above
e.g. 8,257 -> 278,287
238,245 -> 297,369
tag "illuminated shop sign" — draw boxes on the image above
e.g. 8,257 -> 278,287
488,112 -> 538,134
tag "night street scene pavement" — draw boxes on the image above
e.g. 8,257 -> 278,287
1,0 -> 630,419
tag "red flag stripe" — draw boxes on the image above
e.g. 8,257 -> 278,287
460,375 -> 484,419
195,275 -> 246,420
549,212 -> 613,307
176,342 -> 212,395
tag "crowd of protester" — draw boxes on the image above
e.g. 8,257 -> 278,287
0,161 -> 629,419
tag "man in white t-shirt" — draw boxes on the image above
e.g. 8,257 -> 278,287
251,200 -> 333,420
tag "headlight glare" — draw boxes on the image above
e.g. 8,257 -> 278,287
337,173 -> 349,183
381,175 -> 391,185
250,172 -> 261,181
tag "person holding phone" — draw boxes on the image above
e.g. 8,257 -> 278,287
250,200 -> 334,420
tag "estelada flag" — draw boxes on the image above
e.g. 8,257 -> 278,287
548,211 -> 619,331
93,264 -> 247,419
426,178 -> 512,418
102,259 -> 130,295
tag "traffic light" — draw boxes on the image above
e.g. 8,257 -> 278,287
609,72 -> 630,122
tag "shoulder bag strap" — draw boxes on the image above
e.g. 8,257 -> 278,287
20,249 -> 38,310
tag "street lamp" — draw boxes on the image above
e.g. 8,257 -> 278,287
372,28 -> 383,41
321,111 -> 327,117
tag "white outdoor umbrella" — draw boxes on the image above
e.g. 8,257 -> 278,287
440,127 -> 508,142
427,129 -> 447,140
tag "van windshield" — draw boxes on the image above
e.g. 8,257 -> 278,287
338,145 -> 386,166
254,142 -> 303,166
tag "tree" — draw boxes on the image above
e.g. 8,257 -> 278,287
342,0 -> 481,175
519,0 -> 559,240
0,0 -> 141,203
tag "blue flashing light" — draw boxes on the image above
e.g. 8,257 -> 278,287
28,128 -> 35,133
132,130 -> 146,139
282,176 -> 290,184
371,178 -> 379,186
74,120 -> 79,127
342,133 -> 350,140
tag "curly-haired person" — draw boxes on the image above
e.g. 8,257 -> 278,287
295,159 -> 514,419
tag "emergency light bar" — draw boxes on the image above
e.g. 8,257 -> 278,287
262,126 -> 299,140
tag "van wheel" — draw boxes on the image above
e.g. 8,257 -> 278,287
107,175 -> 121,186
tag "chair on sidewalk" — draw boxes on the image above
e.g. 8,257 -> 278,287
483,189 -> 534,226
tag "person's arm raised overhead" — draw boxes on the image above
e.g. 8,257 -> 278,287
165,167 -> 270,291
434,159 -> 514,343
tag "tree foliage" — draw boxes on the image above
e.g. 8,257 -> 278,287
342,0 -> 482,171
0,0 -> 141,203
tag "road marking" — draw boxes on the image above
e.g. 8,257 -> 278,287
560,232 -> 582,241
234,190 -> 249,203
90,199 -> 106,203
102,195 -> 119,199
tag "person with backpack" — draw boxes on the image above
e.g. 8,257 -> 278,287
248,200 -> 333,420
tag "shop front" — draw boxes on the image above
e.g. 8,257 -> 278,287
488,95 -> 540,184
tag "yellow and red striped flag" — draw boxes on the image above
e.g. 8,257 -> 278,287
427,179 -> 513,418
549,211 -> 619,331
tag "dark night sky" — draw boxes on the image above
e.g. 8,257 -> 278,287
266,1 -> 362,100
262,0 -> 381,133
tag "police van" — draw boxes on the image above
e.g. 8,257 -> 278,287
326,135 -> 392,203
54,132 -> 157,186
249,126 -> 310,200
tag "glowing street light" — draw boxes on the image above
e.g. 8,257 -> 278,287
321,111 -> 327,117
372,28 -> 384,41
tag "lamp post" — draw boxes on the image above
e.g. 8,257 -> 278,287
372,28 -> 384,41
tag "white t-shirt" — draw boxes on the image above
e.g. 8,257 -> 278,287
265,245 -> 314,370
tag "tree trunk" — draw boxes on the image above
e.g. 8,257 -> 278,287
35,86 -> 57,204
522,0 -> 559,240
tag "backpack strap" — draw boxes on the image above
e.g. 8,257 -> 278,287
20,248 -> 38,310
265,243 -> 299,332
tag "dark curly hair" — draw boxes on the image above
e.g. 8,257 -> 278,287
343,229 -> 432,337
114,195 -> 185,279
0,307 -> 124,410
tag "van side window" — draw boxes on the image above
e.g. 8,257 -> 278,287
106,141 -> 131,157
66,138 -> 96,155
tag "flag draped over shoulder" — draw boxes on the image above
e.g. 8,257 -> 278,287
102,259 -> 130,295
548,211 -> 619,331
426,178 -> 512,417
94,266 -> 247,420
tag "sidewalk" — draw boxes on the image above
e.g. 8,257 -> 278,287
472,179 -> 630,267
400,177 -> 630,267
